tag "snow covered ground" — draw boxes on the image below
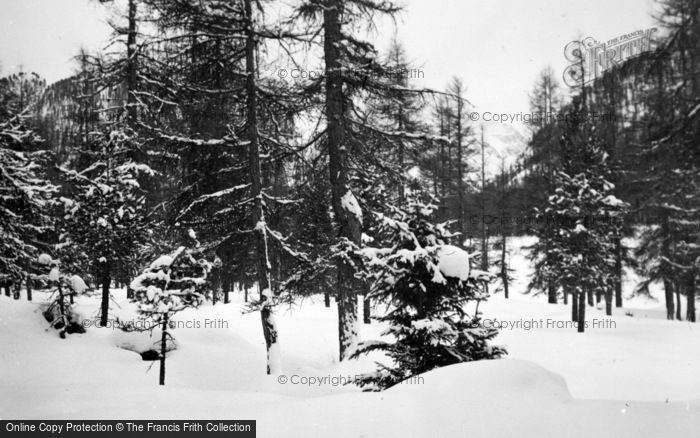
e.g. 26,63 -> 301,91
1,236 -> 699,437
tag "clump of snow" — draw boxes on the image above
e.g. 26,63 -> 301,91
406,166 -> 421,180
70,275 -> 88,294
340,190 -> 363,224
48,267 -> 60,282
433,245 -> 470,281
254,220 -> 266,232
130,271 -> 170,291
430,265 -> 447,284
602,195 -> 627,208
37,253 -> 53,265
411,318 -> 452,333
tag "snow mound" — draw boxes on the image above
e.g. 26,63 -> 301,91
387,359 -> 572,402
113,328 -> 175,359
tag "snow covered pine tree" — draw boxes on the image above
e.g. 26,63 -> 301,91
0,111 -> 55,298
352,195 -> 506,390
59,129 -> 152,327
130,246 -> 211,385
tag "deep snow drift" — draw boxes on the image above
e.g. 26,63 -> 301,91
0,236 -> 698,437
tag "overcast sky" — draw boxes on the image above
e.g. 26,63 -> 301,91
1,0 -> 657,116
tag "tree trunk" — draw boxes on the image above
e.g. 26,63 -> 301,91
100,262 -> 110,327
4,283 -> 10,297
455,92 -> 465,235
563,288 -> 568,305
363,295 -> 371,324
159,314 -> 168,386
577,288 -> 586,333
605,286 -> 612,316
324,289 -> 330,308
479,127 -> 489,296
125,0 -> 138,123
398,139 -> 405,207
548,283 -> 557,304
501,234 -> 509,299
324,0 -> 360,361
545,228 -> 556,304
686,273 -> 696,323
587,288 -> 594,307
57,283 -> 67,339
663,278 -> 675,320
245,0 -> 279,375
571,290 -> 578,322
614,236 -> 623,307
26,276 -> 32,301
675,286 -> 682,321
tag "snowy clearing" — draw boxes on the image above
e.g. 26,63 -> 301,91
1,236 -> 698,437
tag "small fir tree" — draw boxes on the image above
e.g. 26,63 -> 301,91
130,246 -> 211,385
351,195 -> 506,390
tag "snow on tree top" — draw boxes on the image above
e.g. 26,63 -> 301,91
340,190 -> 363,224
433,245 -> 470,281
149,247 -> 185,270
